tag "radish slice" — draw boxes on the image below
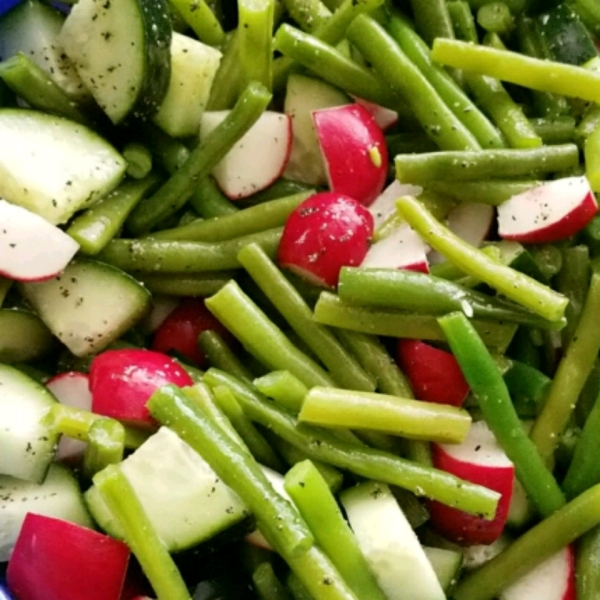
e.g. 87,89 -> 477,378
368,180 -> 422,232
497,176 -> 598,244
0,199 -> 79,282
354,97 -> 399,131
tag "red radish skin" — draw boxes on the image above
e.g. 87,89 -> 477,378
353,97 -> 399,131
278,192 -> 374,288
89,348 -> 193,429
7,513 -> 130,600
497,176 -> 598,244
396,339 -> 469,407
313,104 -> 388,206
428,421 -> 515,546
151,297 -> 234,368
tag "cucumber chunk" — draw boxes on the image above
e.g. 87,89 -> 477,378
0,309 -> 54,364
423,545 -> 464,593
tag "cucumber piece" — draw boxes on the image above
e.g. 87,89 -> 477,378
0,364 -> 59,483
60,0 -> 172,123
0,308 -> 54,363
85,427 -> 249,553
0,0 -> 89,101
341,481 -> 446,600
18,258 -> 151,357
152,32 -> 222,138
423,546 -> 464,593
0,109 -> 126,225
0,463 -> 93,561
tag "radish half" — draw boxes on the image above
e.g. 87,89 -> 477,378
368,180 -> 422,232
354,97 -> 399,131
497,176 -> 598,244
0,199 -> 79,282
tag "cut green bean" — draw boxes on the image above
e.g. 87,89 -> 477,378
530,269 -> 600,463
127,81 -> 271,234
409,0 -> 455,46
453,484 -> 600,600
530,117 -> 577,145
203,368 -> 500,518
198,330 -> 254,381
169,0 -> 225,46
207,30 -> 242,110
585,121 -> 600,192
439,312 -> 565,517
238,243 -> 375,392
205,280 -> 334,388
577,526 -> 600,600
131,271 -> 232,297
284,0 -> 330,31
254,370 -> 309,413
299,387 -> 471,443
422,180 -> 539,205
189,177 -> 239,218
238,0 -> 274,91
253,562 -> 293,600
447,1 -> 479,43
122,142 -> 153,180
284,460 -> 388,600
287,573 -> 313,600
431,38 -> 600,104
396,196 -> 569,323
502,360 -> 550,418
83,418 -> 126,480
94,465 -> 192,600
477,2 -> 514,34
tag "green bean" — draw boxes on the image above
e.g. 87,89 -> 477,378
136,123 -> 190,174
82,419 -> 126,480
238,0 -> 274,91
346,15 -> 482,151
169,0 -> 225,46
386,13 -> 505,150
408,0 -> 455,46
207,30 -> 242,110
299,387 -> 471,443
572,0 -> 600,37
577,104 -> 600,144
395,144 -> 579,183
385,131 -> 437,155
188,177 -> 238,218
148,385 -> 360,600
440,312 -> 566,519
94,465 -> 192,600
97,227 -> 282,273
287,573 -> 313,600
447,1 -> 479,42
477,2 -> 514,34
284,0 -> 330,31
284,460 -> 388,600
314,0 -> 383,45
198,330 -> 254,381
253,562 -> 293,600
577,526 -> 600,600
422,180 -> 539,205
254,370 -> 309,413
130,271 -> 232,297
205,280 -> 334,388
313,291 -> 517,353
453,484 -> 600,600
122,142 -> 153,180
431,38 -> 600,104
127,81 -> 271,234
238,244 -> 375,392
148,192 -> 312,242
464,0 -> 527,11
502,360 -> 550,418
530,269 -> 600,463
530,116 -> 577,145
585,121 -> 600,192
203,368 -> 500,518
396,196 -> 569,323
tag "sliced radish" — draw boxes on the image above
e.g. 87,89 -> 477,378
354,97 -> 399,131
499,546 -> 575,600
0,199 -> 79,282
313,103 -> 388,206
200,110 -> 292,199
396,339 -> 469,407
277,191 -> 374,288
497,176 -> 598,244
428,420 -> 515,546
368,180 -> 422,232
6,513 -> 130,600
89,348 -> 194,429
361,222 -> 429,272
141,295 -> 180,334
46,371 -> 92,463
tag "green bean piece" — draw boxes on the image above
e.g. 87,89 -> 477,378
577,526 -> 600,600
453,484 -> 600,600
422,180 -> 538,205
431,38 -> 600,104
122,142 -> 153,180
205,280 -> 334,388
254,370 -> 309,412
0,53 -> 90,125
169,0 -> 225,46
212,384 -> 284,471
386,13 -> 504,150
284,0 -> 330,31
346,15 -> 481,151
395,145 -> 578,183
149,192 -> 312,242
203,368 -> 500,518
572,0 -> 600,37
238,244 -> 375,392
530,117 -> 577,145
314,291 -> 518,353
299,387 -> 471,443
409,0 -> 454,46
67,175 -> 160,255
82,419 -> 126,480
97,227 -> 282,273
137,123 -> 189,173
396,196 -> 569,323
447,1 -> 479,42
334,329 -> 412,397
465,0 -> 527,11
131,271 -> 232,297
207,30 -> 242,110
94,465 -> 192,600
246,178 -> 315,204
127,81 -> 271,234
477,2 -> 514,34
149,385 -> 362,600
287,573 -> 313,600
285,460 -> 388,600
585,121 -> 600,192
502,360 -> 550,418
253,562 -> 293,600
530,270 -> 600,463
577,104 -> 600,144
189,177 -> 239,218
198,330 -> 254,381
238,0 -> 274,92
314,0 -> 384,45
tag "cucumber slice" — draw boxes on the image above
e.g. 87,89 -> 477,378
152,32 -> 222,138
0,109 -> 126,225
0,308 -> 54,363
423,546 -> 464,593
60,0 -> 172,123
0,364 -> 59,483
0,463 -> 93,561
85,427 -> 249,553
341,481 -> 445,600
19,258 -> 151,357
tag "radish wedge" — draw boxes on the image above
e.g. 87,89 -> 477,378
368,180 -> 422,232
497,176 -> 598,244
